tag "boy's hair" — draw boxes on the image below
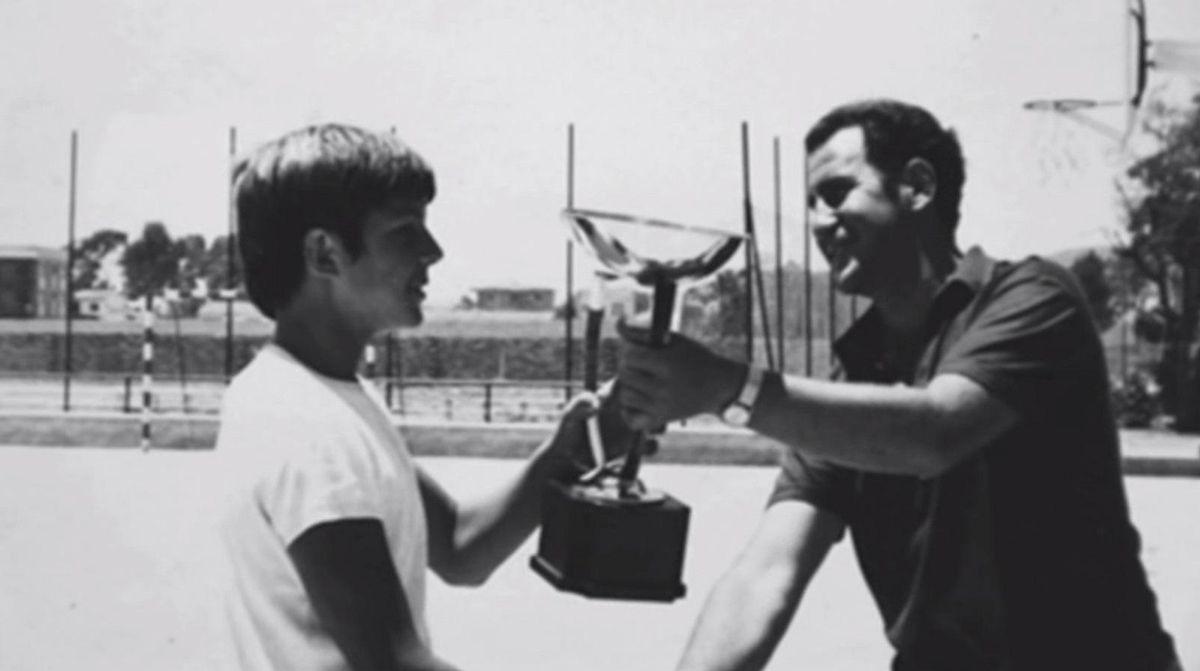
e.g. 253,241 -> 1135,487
805,99 -> 965,241
233,124 -> 437,318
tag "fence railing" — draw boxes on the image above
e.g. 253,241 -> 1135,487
0,373 -> 599,424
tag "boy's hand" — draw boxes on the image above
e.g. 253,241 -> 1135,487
547,381 -> 646,478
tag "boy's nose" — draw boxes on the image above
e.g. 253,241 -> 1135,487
419,229 -> 444,266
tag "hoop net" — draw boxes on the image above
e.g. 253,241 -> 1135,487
1024,101 -> 1124,187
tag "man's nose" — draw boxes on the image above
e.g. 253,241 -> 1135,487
810,207 -> 839,239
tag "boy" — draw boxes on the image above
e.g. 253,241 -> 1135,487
218,124 -> 623,671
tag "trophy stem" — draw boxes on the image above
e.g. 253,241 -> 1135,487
584,309 -> 602,392
616,433 -> 645,496
649,276 -> 677,346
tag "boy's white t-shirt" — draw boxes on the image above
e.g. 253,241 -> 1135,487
215,343 -> 429,671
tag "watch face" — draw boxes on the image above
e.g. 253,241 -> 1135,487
722,404 -> 750,426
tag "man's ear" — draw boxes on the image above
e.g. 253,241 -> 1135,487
302,229 -> 343,279
898,158 -> 937,213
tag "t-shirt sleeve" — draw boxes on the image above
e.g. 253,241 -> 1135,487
767,449 -> 855,526
936,259 -> 1099,419
255,421 -> 383,547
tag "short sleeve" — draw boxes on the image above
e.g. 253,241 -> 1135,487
255,421 -> 383,546
768,449 -> 855,527
936,259 -> 1099,419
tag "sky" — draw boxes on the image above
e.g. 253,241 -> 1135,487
2,0 -> 1199,305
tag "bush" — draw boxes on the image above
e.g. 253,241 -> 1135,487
1111,373 -> 1162,429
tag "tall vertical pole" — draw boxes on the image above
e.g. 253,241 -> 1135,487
828,261 -> 837,366
773,137 -> 785,372
1120,314 -> 1129,381
141,294 -> 155,451
803,147 -> 813,377
742,124 -> 775,370
564,123 -> 576,402
740,122 -> 755,365
63,130 -> 78,412
224,126 -> 237,382
388,126 -> 401,412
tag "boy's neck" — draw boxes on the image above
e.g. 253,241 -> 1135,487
273,304 -> 370,381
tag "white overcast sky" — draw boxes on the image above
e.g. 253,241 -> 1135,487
2,0 -> 1199,304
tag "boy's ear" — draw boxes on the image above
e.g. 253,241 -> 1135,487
303,229 -> 343,279
898,158 -> 937,213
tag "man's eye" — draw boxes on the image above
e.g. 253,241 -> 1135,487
821,185 -> 851,209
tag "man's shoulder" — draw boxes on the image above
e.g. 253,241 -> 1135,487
994,254 -> 1077,289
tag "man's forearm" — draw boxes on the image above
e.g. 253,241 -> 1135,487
677,563 -> 800,671
749,371 -> 951,477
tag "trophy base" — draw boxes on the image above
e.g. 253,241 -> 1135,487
531,480 -> 689,602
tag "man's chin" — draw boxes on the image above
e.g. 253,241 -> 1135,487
832,266 -> 864,295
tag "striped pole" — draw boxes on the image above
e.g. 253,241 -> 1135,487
141,294 -> 155,451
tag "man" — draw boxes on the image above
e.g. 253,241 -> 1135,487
617,100 -> 1179,669
217,124 -> 627,671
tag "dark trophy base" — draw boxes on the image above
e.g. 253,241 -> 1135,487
531,479 -> 689,602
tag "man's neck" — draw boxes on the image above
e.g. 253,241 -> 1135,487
273,302 -> 370,381
870,250 -> 955,342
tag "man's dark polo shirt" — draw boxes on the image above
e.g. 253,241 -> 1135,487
769,248 -> 1176,670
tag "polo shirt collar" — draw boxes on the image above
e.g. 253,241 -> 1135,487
832,246 -> 996,379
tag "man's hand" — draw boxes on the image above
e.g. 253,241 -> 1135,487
616,318 -> 746,431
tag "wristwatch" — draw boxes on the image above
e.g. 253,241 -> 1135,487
720,365 -> 764,427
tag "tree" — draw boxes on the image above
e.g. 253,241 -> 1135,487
1118,91 -> 1200,432
1069,251 -> 1115,332
201,233 -> 244,298
683,267 -> 748,337
174,233 -> 208,296
122,221 -> 181,300
71,228 -> 127,290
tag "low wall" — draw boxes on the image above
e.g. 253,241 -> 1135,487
1,413 -> 1197,477
0,331 -> 626,381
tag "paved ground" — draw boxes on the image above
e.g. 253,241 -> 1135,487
0,449 -> 1197,670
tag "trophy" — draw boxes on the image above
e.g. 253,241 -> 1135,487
530,208 -> 744,601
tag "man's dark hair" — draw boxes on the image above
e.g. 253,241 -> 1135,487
805,99 -> 965,240
232,124 -> 436,318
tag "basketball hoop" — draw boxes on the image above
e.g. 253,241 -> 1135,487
1022,98 -> 1112,114
1022,98 -> 1127,142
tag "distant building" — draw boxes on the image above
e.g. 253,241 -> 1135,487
0,246 -> 67,318
74,287 -> 129,320
472,286 -> 555,312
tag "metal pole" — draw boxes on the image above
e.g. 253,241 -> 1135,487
773,136 -> 785,372
803,149 -> 813,377
63,130 -> 78,412
564,123 -> 575,402
828,261 -> 837,366
225,126 -> 237,382
742,124 -> 775,370
1120,314 -> 1129,381
141,294 -> 155,451
741,122 -> 755,365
